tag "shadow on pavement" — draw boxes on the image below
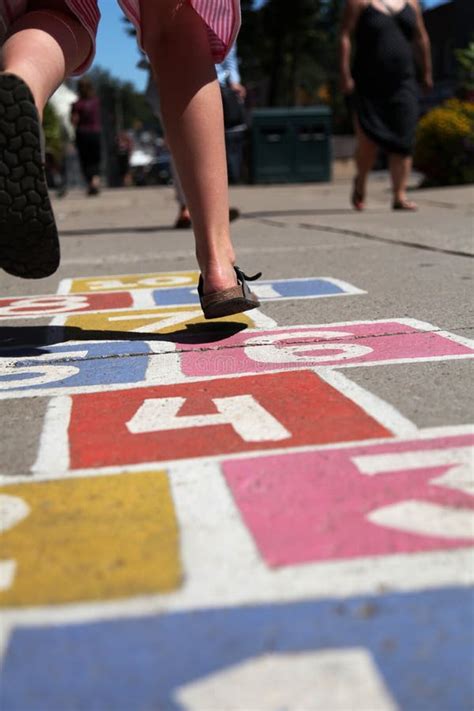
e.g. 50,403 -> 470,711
0,322 -> 248,355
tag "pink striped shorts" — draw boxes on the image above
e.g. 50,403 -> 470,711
0,0 -> 241,75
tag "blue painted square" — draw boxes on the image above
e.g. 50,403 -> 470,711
152,278 -> 359,307
272,278 -> 346,298
0,341 -> 153,393
1,587 -> 472,710
153,287 -> 200,306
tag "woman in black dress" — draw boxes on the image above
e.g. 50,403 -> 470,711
339,0 -> 432,210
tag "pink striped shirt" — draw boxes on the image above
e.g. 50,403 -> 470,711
0,0 -> 240,73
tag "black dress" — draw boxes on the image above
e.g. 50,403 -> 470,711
353,2 -> 419,155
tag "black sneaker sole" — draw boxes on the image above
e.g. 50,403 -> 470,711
0,73 -> 60,278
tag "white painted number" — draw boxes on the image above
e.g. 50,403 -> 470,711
86,275 -> 195,291
0,296 -> 90,318
244,331 -> 372,364
0,495 -> 30,590
175,650 -> 397,711
0,350 -> 88,389
354,447 -> 474,539
127,395 -> 291,442
108,310 -> 201,333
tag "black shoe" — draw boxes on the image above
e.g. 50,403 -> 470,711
0,73 -> 60,278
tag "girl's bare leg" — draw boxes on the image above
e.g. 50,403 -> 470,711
0,1 -> 91,278
389,153 -> 417,207
140,0 -> 237,294
1,0 -> 91,116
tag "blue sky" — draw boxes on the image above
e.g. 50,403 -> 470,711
94,0 -> 447,91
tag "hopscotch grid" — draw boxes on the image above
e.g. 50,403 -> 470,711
1,271 -> 473,666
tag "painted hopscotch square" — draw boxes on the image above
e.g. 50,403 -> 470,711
0,341 -> 157,396
223,429 -> 474,566
150,277 -> 364,308
0,470 -> 181,607
1,588 -> 472,711
60,270 -> 200,294
178,319 -> 474,378
63,306 -> 265,335
67,371 -> 391,470
0,293 -> 133,320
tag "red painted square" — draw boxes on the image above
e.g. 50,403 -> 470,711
68,371 -> 391,469
223,431 -> 474,566
0,293 -> 133,319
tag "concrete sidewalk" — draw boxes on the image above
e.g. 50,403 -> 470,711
0,177 -> 473,710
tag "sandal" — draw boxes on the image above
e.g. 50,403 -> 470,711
393,199 -> 418,211
351,176 -> 365,211
198,266 -> 262,319
0,73 -> 60,278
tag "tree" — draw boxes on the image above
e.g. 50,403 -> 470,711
239,0 -> 352,131
86,66 -> 154,131
240,0 -> 323,106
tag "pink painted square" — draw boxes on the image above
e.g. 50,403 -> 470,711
178,320 -> 474,378
223,430 -> 474,566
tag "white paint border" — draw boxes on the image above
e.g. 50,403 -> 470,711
31,396 -> 72,476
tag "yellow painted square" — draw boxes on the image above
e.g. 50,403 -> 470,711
68,271 -> 199,293
0,471 -> 182,607
65,306 -> 257,335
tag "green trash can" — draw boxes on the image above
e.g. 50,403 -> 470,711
250,106 -> 331,184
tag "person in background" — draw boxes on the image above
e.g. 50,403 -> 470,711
339,0 -> 432,211
71,75 -> 102,196
174,41 -> 246,229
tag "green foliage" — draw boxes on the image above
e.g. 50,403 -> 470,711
239,0 -> 351,131
42,103 -> 64,160
414,99 -> 474,186
455,40 -> 474,95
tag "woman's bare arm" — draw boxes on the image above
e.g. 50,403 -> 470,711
411,0 -> 433,91
339,0 -> 363,95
